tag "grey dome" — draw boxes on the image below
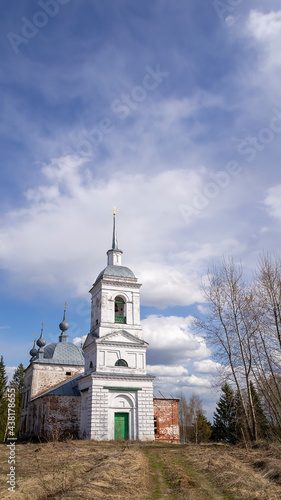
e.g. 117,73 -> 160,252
34,342 -> 84,366
37,332 -> 46,348
95,265 -> 136,284
29,340 -> 38,357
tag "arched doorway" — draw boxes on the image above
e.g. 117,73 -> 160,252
109,393 -> 137,440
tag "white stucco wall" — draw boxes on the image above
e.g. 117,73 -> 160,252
78,374 -> 154,441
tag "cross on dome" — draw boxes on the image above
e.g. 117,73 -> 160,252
111,206 -> 118,216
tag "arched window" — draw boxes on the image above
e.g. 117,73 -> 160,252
115,296 -> 126,324
115,359 -> 128,367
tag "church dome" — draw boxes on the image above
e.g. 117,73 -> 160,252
29,308 -> 85,366
38,341 -> 85,366
94,265 -> 136,284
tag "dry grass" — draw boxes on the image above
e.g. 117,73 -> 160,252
186,441 -> 281,499
0,440 -> 149,499
1,440 -> 281,499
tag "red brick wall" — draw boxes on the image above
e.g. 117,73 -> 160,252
153,399 -> 180,443
41,395 -> 80,438
20,395 -> 80,439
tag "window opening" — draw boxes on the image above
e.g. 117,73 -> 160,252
115,296 -> 126,324
115,359 -> 128,367
154,417 -> 158,435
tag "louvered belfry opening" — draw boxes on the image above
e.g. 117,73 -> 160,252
115,296 -> 126,323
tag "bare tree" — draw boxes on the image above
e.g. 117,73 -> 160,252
251,254 -> 281,434
196,257 -> 258,441
179,394 -> 211,443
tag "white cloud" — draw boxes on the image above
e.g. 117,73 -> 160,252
142,314 -> 219,417
247,10 -> 281,44
138,262 -> 203,307
0,155 -> 239,306
147,365 -> 189,377
73,335 -> 87,347
142,315 -> 210,365
6,366 -> 17,381
246,10 -> 281,70
193,359 -> 222,375
264,184 -> 281,220
155,374 -> 211,388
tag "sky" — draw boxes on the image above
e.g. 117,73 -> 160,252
1,0 -> 281,419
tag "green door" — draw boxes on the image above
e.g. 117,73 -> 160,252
114,413 -> 129,440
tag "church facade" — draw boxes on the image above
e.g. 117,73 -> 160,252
19,212 -> 180,442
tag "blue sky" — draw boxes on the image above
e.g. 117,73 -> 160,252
1,0 -> 281,417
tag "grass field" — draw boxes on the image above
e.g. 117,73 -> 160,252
1,440 -> 281,499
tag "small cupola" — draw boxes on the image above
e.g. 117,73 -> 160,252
37,323 -> 46,348
29,335 -> 38,358
59,302 -> 69,343
37,323 -> 46,360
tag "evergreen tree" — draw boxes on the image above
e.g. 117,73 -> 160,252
0,356 -> 8,442
212,383 -> 238,444
191,409 -> 212,443
0,355 -> 8,400
12,363 -> 25,393
179,393 -> 211,443
250,381 -> 269,439
10,363 -> 25,436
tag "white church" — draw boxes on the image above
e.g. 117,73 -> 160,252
19,211 -> 180,442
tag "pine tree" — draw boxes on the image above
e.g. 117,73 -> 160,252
10,363 -> 25,437
249,381 -> 269,439
192,409 -> 212,443
179,394 -> 211,443
212,383 -> 238,444
0,356 -> 8,442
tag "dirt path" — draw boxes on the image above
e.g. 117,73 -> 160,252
142,444 -> 225,500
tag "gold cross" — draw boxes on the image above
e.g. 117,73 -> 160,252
111,206 -> 118,216
64,301 -> 68,312
41,322 -> 44,330
34,333 -> 36,340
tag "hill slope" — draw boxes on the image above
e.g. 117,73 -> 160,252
1,441 -> 281,499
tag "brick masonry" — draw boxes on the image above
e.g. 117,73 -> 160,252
20,394 -> 80,439
154,398 -> 180,443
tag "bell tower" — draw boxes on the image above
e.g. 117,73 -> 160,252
89,208 -> 142,339
80,209 -> 155,441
